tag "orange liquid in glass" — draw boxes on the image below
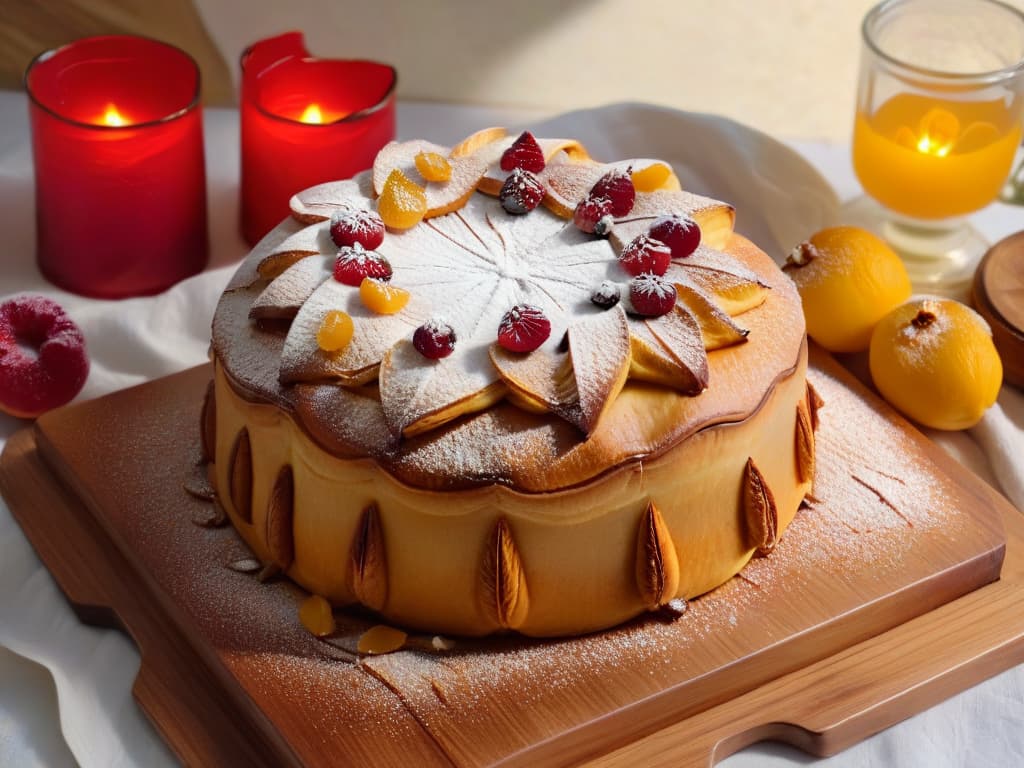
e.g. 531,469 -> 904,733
853,93 -> 1022,219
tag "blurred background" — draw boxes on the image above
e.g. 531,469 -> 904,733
13,0 -> 1021,142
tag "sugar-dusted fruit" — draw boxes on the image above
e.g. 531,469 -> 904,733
619,235 -> 671,277
414,151 -> 452,182
649,214 -> 701,259
574,196 -> 613,235
333,244 -> 393,286
497,304 -> 551,352
329,208 -> 385,250
869,298 -> 1002,430
590,168 -> 636,217
360,277 -> 410,315
499,168 -> 545,215
316,310 -> 355,353
378,169 -> 428,230
784,226 -> 911,353
413,319 -> 457,359
628,274 -> 677,317
591,280 -> 621,309
0,295 -> 89,418
499,130 -> 546,173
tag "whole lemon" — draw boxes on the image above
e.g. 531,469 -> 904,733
869,298 -> 1002,430
784,226 -> 911,353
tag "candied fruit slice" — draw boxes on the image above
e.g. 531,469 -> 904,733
358,624 -> 408,654
378,169 -> 427,230
360,277 -> 410,315
316,310 -> 355,352
631,163 -> 672,192
414,151 -> 452,182
299,594 -> 336,637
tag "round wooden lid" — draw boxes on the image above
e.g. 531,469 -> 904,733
972,231 -> 1024,389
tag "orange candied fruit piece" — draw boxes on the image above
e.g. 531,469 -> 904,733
316,309 -> 354,352
357,624 -> 408,655
378,168 -> 427,230
360,277 -> 410,314
631,163 -> 672,192
414,151 -> 452,182
299,594 -> 336,637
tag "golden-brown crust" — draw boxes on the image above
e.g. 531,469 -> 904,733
213,234 -> 804,493
211,346 -> 810,636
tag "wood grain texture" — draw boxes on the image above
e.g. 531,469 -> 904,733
0,346 -> 1018,768
973,231 -> 1024,389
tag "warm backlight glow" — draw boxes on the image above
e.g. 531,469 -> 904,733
101,103 -> 127,127
299,103 -> 323,124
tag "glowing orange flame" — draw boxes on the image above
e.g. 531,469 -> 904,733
299,104 -> 323,124
101,104 -> 127,127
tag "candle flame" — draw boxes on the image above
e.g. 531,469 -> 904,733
102,104 -> 127,127
299,104 -> 324,124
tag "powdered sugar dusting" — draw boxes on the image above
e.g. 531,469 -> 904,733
250,255 -> 331,320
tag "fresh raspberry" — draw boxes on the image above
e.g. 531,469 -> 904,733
499,168 -> 545,215
413,318 -> 457,359
649,214 -> 701,259
590,168 -> 635,217
499,131 -> 546,174
0,295 -> 89,418
619,234 -> 672,277
333,243 -> 392,286
590,280 -> 621,309
497,304 -> 551,352
330,208 -> 385,249
573,196 -> 613,236
628,274 -> 677,317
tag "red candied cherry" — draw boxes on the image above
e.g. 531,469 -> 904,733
590,281 -> 621,309
628,274 -> 677,317
590,168 -> 636,217
499,168 -> 545,215
333,243 -> 392,286
649,214 -> 701,259
330,208 -> 385,249
0,295 -> 89,418
413,319 -> 457,359
497,304 -> 551,352
500,131 -> 546,173
574,196 -> 614,236
619,234 -> 671,277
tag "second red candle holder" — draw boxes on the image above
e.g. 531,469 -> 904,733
240,32 -> 397,246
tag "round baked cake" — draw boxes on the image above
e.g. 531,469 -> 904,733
205,128 -> 817,638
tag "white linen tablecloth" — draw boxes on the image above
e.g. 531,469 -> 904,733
1,89 -> 1022,767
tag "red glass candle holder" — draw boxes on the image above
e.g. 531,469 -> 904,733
240,32 -> 397,245
25,35 -> 208,298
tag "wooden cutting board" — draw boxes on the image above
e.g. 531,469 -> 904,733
1,346 -> 1020,767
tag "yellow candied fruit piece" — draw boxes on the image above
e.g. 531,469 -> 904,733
378,168 -> 427,230
358,624 -> 408,655
631,162 -> 672,192
299,594 -> 336,637
360,277 -> 410,314
414,151 -> 452,182
316,309 -> 354,352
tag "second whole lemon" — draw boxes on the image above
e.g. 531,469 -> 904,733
784,226 -> 911,353
869,298 -> 1002,431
